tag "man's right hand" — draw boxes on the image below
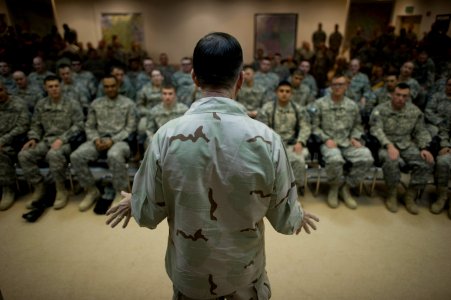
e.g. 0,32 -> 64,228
386,144 -> 399,161
95,138 -> 106,151
325,139 -> 337,148
22,139 -> 36,150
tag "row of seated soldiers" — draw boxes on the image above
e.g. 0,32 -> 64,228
0,57 -> 450,218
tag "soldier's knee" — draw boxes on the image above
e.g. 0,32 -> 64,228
46,149 -> 64,161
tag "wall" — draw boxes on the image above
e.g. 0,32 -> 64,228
0,0 -> 10,24
54,0 -> 348,64
392,0 -> 451,36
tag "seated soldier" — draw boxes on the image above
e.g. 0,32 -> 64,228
145,84 -> 188,149
0,81 -> 30,210
424,77 -> 451,137
258,81 -> 311,192
312,73 -> 374,209
96,65 -> 136,100
432,118 -> 450,217
12,70 -> 44,114
289,70 -> 315,107
70,75 -> 137,211
370,83 -> 434,214
18,75 -> 84,210
236,65 -> 268,118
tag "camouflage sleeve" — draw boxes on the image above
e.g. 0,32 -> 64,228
59,101 -> 84,144
312,102 -> 331,142
111,103 -> 137,143
28,101 -> 44,141
424,94 -> 441,125
85,105 -> 100,142
350,104 -> 364,140
369,106 -> 391,147
265,137 -> 303,234
412,113 -> 432,149
0,102 -> 29,146
438,120 -> 450,148
131,130 -> 167,229
296,106 -> 311,145
146,108 -> 158,141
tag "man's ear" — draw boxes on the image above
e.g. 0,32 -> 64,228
191,69 -> 200,87
233,71 -> 244,98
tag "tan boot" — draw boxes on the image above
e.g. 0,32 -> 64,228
327,182 -> 340,208
430,186 -> 448,214
404,187 -> 419,215
385,186 -> 398,213
79,186 -> 100,212
25,182 -> 46,209
0,186 -> 15,211
54,181 -> 69,210
339,184 -> 357,209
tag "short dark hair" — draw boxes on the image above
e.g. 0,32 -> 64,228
277,80 -> 292,89
58,63 -> 71,70
103,75 -> 117,83
396,82 -> 410,90
243,64 -> 255,71
193,32 -> 243,89
162,84 -> 176,91
44,75 -> 61,84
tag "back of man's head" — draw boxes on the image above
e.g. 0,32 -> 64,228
193,32 -> 243,90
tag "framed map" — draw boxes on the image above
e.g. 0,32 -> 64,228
254,14 -> 298,58
101,13 -> 144,52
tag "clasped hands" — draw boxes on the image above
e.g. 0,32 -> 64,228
95,137 -> 113,151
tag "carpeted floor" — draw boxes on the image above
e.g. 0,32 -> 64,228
0,183 -> 450,300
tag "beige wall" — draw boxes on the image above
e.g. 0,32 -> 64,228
54,0 -> 348,64
392,0 -> 451,36
0,0 -> 11,24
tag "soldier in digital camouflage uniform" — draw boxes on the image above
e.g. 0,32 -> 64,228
106,32 -> 319,300
313,74 -> 374,209
96,66 -> 136,100
374,73 -> 398,107
28,57 -> 55,92
135,58 -> 155,92
413,50 -> 435,96
172,57 -> 196,106
398,61 -> 423,109
432,118 -> 451,217
58,64 -> 89,111
136,69 -> 164,141
18,75 -> 84,210
254,57 -> 279,101
0,81 -> 30,210
12,70 -> 44,114
145,84 -> 188,149
70,76 -> 137,211
346,59 -> 375,122
258,81 -> 311,190
71,58 -> 98,101
424,77 -> 451,137
0,60 -> 16,94
299,60 -> 318,98
369,82 -> 434,214
289,70 -> 315,107
236,65 -> 268,118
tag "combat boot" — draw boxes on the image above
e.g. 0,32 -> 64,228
404,187 -> 419,215
25,181 -> 46,209
430,186 -> 448,214
339,184 -> 357,209
79,185 -> 100,212
327,182 -> 340,208
0,186 -> 15,211
385,186 -> 398,213
54,181 -> 70,210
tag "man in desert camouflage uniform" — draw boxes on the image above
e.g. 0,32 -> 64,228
258,81 -> 311,190
369,83 -> 434,214
70,76 -> 137,211
136,69 -> 164,141
106,32 -> 319,300
0,81 -> 29,210
145,84 -> 188,149
313,74 -> 374,209
236,65 -> 267,118
12,70 -> 44,114
18,75 -> 84,210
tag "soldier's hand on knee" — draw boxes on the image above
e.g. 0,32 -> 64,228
325,139 -> 337,148
350,138 -> 362,148
22,139 -> 36,150
387,144 -> 399,161
51,138 -> 63,150
420,149 -> 434,164
438,147 -> 451,156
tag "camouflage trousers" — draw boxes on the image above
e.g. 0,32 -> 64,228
320,144 -> 374,187
436,153 -> 451,187
0,146 -> 17,186
70,141 -> 130,191
379,145 -> 434,189
172,271 -> 271,300
18,141 -> 71,185
286,145 -> 309,187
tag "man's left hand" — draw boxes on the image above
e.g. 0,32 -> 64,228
350,138 -> 362,148
51,138 -> 63,150
106,191 -> 132,228
420,149 -> 434,164
296,211 -> 320,235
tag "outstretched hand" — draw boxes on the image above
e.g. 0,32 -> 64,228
106,191 -> 132,229
296,211 -> 320,235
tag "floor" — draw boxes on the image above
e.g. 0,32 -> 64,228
0,182 -> 450,300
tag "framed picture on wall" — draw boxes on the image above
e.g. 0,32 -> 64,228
101,13 -> 144,52
254,13 -> 298,59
